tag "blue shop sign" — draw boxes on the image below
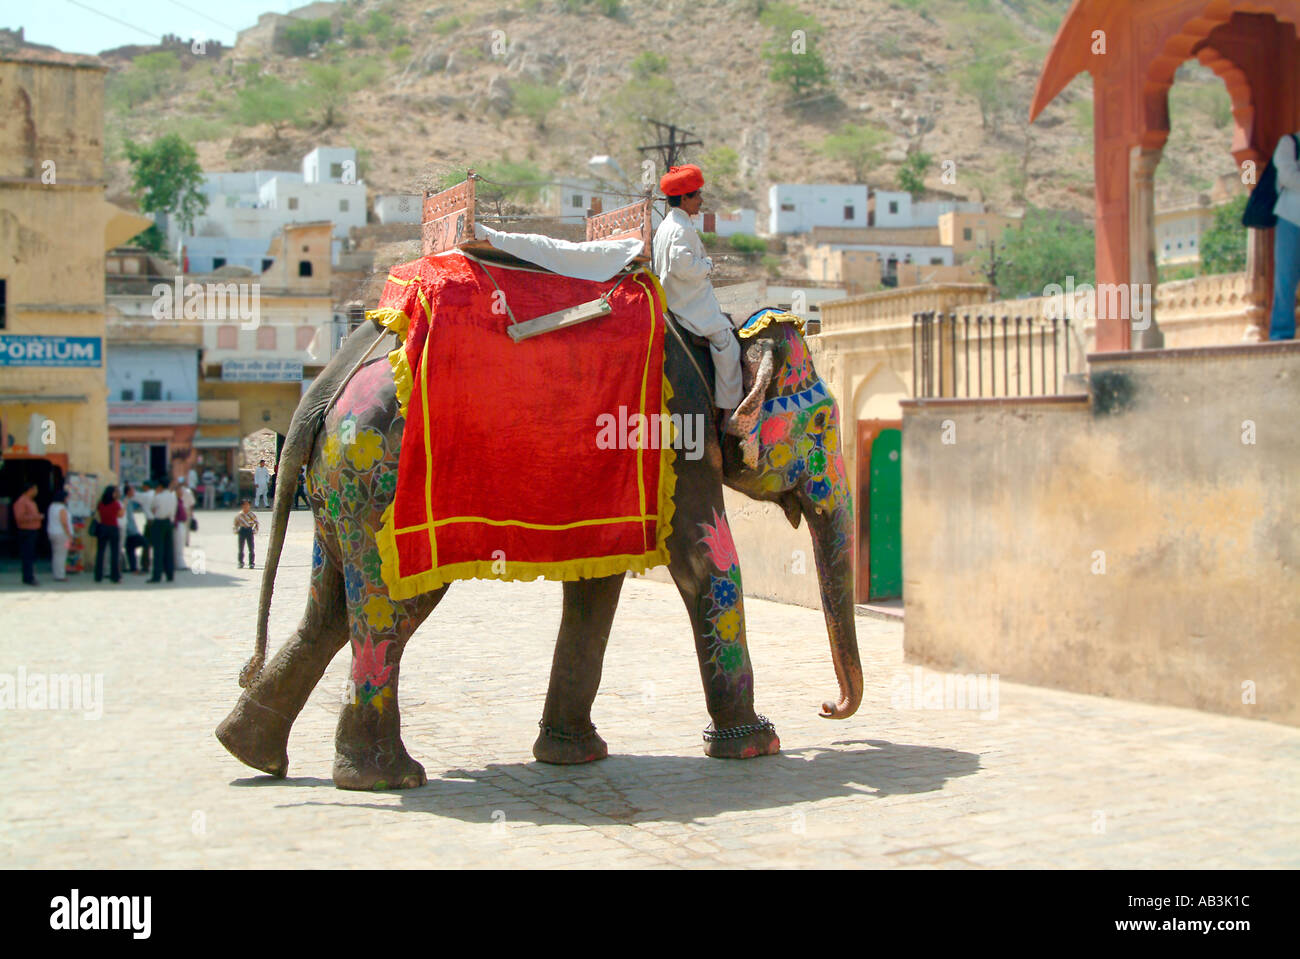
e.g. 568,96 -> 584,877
0,335 -> 103,367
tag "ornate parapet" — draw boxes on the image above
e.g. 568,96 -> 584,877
818,282 -> 992,332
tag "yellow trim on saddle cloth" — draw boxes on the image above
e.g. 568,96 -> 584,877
373,269 -> 677,601
738,309 -> 806,339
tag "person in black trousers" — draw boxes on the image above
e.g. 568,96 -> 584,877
93,485 -> 123,583
148,477 -> 177,583
293,466 -> 310,510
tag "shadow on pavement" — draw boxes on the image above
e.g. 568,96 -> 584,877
267,740 -> 981,825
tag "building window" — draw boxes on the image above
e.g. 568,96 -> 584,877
930,257 -> 944,265
120,388 -> 134,401
217,324 -> 238,349
288,197 -> 299,210
0,278 -> 6,329
257,326 -> 276,350
212,257 -> 226,269
843,205 -> 854,220
225,195 -> 237,208
298,260 -> 313,277
780,202 -> 795,212
262,258 -> 274,272
572,194 -> 584,208
347,304 -> 365,333
330,162 -> 344,179
889,201 -> 899,215
296,326 -> 316,351
141,380 -> 162,401
339,199 -> 349,212
963,227 -> 973,241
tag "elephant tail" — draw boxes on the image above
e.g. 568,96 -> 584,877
239,322 -> 390,688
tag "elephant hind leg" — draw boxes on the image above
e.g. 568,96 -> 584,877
533,574 -> 624,765
216,528 -> 350,777
332,582 -> 446,791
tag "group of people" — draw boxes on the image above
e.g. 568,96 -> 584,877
12,475 -> 265,586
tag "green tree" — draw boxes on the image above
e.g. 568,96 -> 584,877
282,17 -> 333,56
760,2 -> 829,95
107,51 -> 181,110
898,150 -> 932,198
305,64 -> 351,127
123,134 -> 208,251
820,123 -> 890,182
975,206 -> 1095,299
513,82 -> 564,132
1199,195 -> 1248,275
232,75 -> 302,139
630,51 -> 668,79
957,57 -> 1009,133
700,145 -> 743,203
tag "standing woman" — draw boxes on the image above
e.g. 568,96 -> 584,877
46,489 -> 72,582
173,478 -> 194,571
94,485 -> 123,583
1270,130 -> 1300,341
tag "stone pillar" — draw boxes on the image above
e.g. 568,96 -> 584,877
1129,145 -> 1164,350
1243,226 -> 1272,342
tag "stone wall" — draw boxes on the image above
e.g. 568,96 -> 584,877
900,342 -> 1300,726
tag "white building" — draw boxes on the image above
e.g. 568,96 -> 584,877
174,147 -> 367,273
540,178 -> 631,224
703,208 -> 759,238
768,184 -> 869,235
375,194 -> 422,225
872,190 -> 984,228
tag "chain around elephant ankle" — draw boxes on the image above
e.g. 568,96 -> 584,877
703,715 -> 775,742
538,720 -> 597,742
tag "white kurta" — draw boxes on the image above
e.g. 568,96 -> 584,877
652,207 -> 743,408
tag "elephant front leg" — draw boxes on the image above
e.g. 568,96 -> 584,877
216,530 -> 349,778
333,585 -> 445,791
670,503 -> 780,759
533,574 -> 623,765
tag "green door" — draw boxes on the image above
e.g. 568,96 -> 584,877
868,429 -> 902,600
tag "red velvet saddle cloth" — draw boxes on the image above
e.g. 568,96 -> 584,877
371,252 -> 674,600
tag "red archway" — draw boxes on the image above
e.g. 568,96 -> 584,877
1030,1 -> 1300,351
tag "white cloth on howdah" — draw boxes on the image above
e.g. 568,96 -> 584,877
652,207 -> 742,409
473,223 -> 643,281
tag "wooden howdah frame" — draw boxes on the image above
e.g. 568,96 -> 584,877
420,175 -> 653,268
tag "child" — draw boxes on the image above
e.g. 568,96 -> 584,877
233,499 -> 260,569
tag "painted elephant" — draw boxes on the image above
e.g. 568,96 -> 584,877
216,303 -> 860,790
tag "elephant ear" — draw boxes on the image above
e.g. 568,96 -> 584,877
727,341 -> 776,469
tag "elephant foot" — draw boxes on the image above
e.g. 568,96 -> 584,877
332,740 -> 426,791
215,693 -> 291,778
702,715 -> 781,759
532,721 -> 607,765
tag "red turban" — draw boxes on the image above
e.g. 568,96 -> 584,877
659,164 -> 704,197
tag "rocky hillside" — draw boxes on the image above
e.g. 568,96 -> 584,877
102,0 -> 1239,224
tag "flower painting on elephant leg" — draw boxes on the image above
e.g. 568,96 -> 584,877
351,635 -> 394,713
699,509 -> 748,680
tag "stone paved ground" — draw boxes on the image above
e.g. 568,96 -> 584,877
2,510 -> 1297,868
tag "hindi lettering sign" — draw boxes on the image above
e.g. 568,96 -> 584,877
221,359 -> 304,382
0,335 -> 102,367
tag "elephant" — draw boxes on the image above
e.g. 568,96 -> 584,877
215,299 -> 861,791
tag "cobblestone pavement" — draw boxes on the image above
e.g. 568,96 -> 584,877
2,510 -> 1298,868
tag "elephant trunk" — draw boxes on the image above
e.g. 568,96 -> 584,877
801,491 -> 862,720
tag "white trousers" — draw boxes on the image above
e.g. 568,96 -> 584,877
254,486 -> 269,508
709,330 -> 743,409
174,522 -> 189,570
49,533 -> 69,580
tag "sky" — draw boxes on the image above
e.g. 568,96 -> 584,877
2,0 -> 305,56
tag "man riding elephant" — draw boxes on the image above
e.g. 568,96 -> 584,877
652,163 -> 742,436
